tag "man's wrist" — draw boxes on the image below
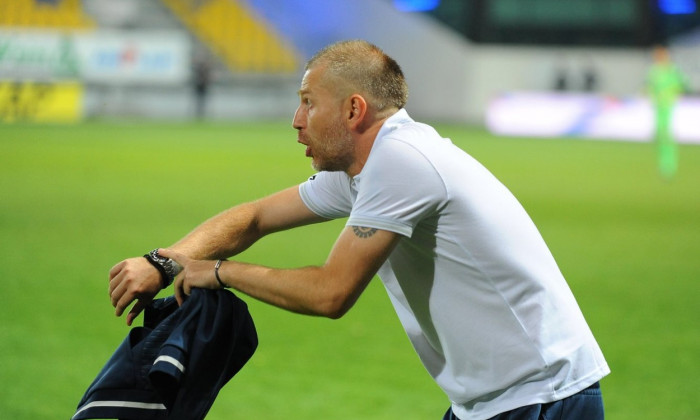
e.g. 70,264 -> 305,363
143,248 -> 182,288
214,259 -> 229,289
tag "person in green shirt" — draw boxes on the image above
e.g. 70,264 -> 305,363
647,45 -> 688,179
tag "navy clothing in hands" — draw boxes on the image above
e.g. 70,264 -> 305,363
73,289 -> 258,420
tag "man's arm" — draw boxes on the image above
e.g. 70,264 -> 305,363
160,225 -> 401,319
109,186 -> 324,325
169,186 -> 325,259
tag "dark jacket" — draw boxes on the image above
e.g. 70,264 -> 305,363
73,288 -> 258,419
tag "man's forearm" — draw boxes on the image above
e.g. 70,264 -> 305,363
167,186 -> 320,260
208,226 -> 399,319
216,260 -> 364,319
169,202 -> 264,261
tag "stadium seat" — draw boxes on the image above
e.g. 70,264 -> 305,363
160,0 -> 299,73
0,0 -> 94,28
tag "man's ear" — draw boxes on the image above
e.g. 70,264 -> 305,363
346,94 -> 368,129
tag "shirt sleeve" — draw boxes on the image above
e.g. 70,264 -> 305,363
348,137 -> 447,238
298,171 -> 354,219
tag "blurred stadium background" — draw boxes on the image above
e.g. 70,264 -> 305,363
1,0 -> 699,136
1,1 -> 700,419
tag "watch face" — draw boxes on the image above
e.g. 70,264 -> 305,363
150,249 -> 182,279
165,259 -> 183,276
151,249 -> 167,263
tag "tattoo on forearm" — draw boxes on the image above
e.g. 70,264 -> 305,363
352,226 -> 377,238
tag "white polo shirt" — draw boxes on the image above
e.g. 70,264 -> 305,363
299,109 -> 609,420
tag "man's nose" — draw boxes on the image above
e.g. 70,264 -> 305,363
292,106 -> 304,130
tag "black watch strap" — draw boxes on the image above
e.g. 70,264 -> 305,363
143,253 -> 170,289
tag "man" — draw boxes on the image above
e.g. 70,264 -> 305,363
109,40 -> 609,420
647,45 -> 688,180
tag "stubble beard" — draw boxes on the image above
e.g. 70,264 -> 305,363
310,118 -> 354,173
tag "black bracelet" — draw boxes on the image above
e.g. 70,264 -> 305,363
214,259 -> 229,289
143,254 -> 169,289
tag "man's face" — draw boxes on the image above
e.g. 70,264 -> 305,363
293,67 -> 354,172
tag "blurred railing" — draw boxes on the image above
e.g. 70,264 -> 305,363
0,0 -> 94,29
161,0 -> 299,74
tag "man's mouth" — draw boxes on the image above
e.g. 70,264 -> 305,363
298,134 -> 312,157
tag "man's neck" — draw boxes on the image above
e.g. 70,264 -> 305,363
345,109 -> 398,177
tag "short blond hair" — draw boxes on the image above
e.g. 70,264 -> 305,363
306,40 -> 409,111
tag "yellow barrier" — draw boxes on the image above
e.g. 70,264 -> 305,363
0,81 -> 84,123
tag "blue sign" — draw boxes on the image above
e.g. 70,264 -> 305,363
658,0 -> 697,15
393,0 -> 441,13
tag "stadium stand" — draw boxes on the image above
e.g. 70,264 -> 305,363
160,0 -> 300,73
0,0 -> 94,29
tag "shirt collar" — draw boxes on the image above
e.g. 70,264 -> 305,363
374,109 -> 413,142
352,109 -> 413,184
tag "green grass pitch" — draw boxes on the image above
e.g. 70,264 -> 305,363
1,121 -> 698,419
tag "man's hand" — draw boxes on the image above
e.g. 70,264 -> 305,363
109,257 -> 163,326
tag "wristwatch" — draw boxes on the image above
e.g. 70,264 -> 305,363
143,248 -> 183,288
